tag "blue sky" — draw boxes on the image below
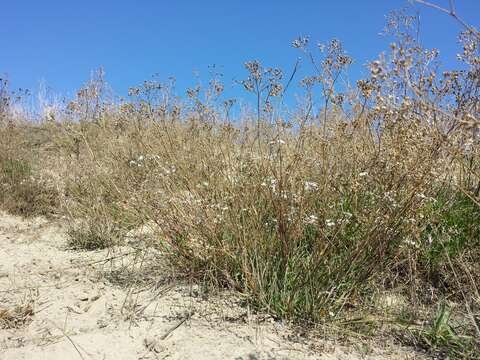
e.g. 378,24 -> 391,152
1,0 -> 479,102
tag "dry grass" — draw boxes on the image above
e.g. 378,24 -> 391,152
0,7 -> 479,358
0,304 -> 34,329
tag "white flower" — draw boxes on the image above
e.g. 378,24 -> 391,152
384,191 -> 398,207
359,171 -> 368,177
416,193 -> 427,200
268,178 -> 278,191
261,177 -> 278,192
161,165 -> 171,175
464,139 -> 474,152
269,139 -> 285,145
304,181 -> 318,192
404,239 -> 418,247
325,219 -> 336,227
305,214 -> 318,224
196,181 -> 209,189
137,155 -> 145,162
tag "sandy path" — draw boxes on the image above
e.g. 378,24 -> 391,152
0,213 -> 421,359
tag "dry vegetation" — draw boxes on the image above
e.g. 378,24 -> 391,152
1,4 -> 479,358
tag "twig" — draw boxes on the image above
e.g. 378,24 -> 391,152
48,320 -> 88,360
415,0 -> 453,15
133,284 -> 175,317
414,0 -> 480,38
449,0 -> 456,14
159,312 -> 192,340
282,58 -> 301,96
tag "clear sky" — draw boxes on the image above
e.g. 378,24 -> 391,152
1,0 -> 479,101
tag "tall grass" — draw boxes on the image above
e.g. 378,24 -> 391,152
0,6 -> 478,357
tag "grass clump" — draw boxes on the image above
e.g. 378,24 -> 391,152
0,156 -> 59,217
67,221 -> 122,250
407,301 -> 479,359
63,153 -> 142,250
0,303 -> 34,329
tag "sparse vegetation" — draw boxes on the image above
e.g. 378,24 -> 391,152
0,155 -> 59,217
0,302 -> 34,329
0,2 -> 479,358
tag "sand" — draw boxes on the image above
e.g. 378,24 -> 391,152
0,212 -> 423,359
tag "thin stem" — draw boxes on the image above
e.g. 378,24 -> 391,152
415,0 -> 480,39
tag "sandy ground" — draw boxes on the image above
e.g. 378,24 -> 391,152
0,212 -> 424,360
